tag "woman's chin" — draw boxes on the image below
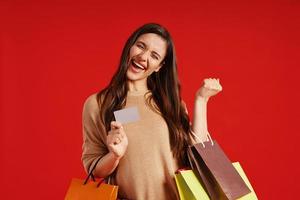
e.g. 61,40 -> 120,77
126,72 -> 141,81
127,72 -> 149,82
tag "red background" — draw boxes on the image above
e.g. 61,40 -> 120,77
1,0 -> 299,199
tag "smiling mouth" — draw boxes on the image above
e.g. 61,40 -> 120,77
131,60 -> 146,70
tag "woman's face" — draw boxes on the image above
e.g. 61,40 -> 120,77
126,33 -> 167,82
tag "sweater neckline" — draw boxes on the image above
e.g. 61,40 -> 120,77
127,90 -> 151,96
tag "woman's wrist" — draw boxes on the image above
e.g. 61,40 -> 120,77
108,151 -> 122,162
195,95 -> 209,103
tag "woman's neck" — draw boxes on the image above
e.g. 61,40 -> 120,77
127,79 -> 148,92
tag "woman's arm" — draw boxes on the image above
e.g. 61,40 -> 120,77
93,152 -> 121,178
192,96 -> 210,142
82,94 -> 128,178
93,121 -> 128,178
191,78 -> 223,142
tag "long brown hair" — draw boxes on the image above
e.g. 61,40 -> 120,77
97,23 -> 193,163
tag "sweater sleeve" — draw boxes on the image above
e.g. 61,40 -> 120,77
81,93 -> 109,174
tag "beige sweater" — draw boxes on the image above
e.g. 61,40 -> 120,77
81,90 -> 181,200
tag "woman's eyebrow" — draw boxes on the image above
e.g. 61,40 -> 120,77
136,41 -> 146,46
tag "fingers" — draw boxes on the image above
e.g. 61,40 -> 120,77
113,137 -> 121,145
107,132 -> 124,145
110,121 -> 125,137
110,121 -> 123,130
109,121 -> 126,145
203,78 -> 222,90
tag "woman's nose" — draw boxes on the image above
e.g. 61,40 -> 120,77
138,50 -> 150,61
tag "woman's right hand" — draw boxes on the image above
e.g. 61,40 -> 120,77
107,121 -> 128,159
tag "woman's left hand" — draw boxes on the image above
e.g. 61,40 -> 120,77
196,78 -> 223,100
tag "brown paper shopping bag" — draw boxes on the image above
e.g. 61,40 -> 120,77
188,133 -> 251,200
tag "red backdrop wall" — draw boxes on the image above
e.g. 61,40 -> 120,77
1,0 -> 299,199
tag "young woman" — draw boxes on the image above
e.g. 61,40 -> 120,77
81,23 -> 222,200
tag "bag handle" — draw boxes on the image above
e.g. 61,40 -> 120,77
83,156 -> 105,187
190,130 -> 214,148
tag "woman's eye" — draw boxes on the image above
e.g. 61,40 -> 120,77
152,54 -> 159,60
137,44 -> 144,49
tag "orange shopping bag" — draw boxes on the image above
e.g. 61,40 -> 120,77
65,157 -> 118,200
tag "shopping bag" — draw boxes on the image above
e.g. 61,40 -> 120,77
65,178 -> 118,200
233,162 -> 258,200
175,162 -> 257,200
175,169 -> 210,200
188,133 -> 251,200
65,157 -> 118,200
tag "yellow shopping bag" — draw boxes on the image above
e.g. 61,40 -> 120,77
175,169 -> 210,200
233,162 -> 258,200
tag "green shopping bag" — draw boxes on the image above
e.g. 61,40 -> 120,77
175,169 -> 210,200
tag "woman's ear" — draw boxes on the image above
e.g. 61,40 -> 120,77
155,61 -> 165,72
155,66 -> 162,72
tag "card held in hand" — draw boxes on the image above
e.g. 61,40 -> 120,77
113,107 -> 140,124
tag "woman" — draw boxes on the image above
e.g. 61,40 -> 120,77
81,23 -> 222,199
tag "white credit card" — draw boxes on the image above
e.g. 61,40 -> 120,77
113,107 -> 140,124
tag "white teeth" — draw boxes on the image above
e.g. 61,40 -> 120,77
133,61 -> 145,70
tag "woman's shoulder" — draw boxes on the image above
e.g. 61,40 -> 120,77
83,92 -> 101,115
